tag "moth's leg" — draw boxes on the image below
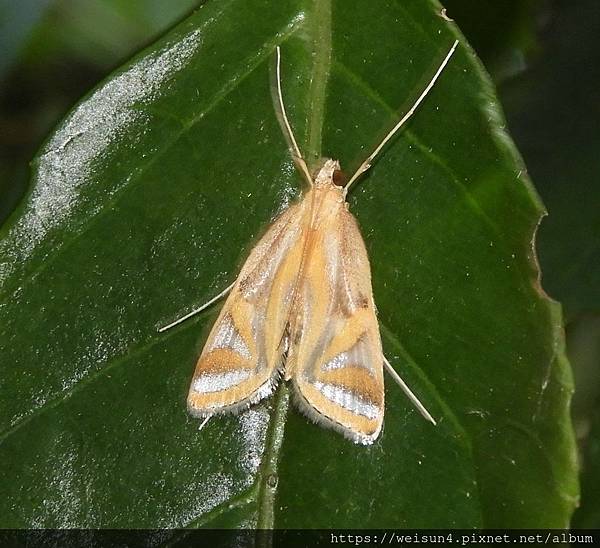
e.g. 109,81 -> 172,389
274,46 -> 313,186
344,40 -> 459,197
158,281 -> 236,333
198,415 -> 211,431
383,355 -> 437,425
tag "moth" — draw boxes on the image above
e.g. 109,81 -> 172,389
160,41 -> 459,444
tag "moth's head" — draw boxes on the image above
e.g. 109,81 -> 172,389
313,158 -> 342,188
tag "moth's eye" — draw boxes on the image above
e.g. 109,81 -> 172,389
332,170 -> 346,187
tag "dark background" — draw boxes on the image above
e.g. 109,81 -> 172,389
0,0 -> 598,527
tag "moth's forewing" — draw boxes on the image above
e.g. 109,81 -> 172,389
187,200 -> 308,416
288,186 -> 385,444
188,177 -> 385,444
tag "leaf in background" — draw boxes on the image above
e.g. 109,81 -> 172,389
495,0 -> 600,526
0,0 -> 52,78
0,0 -> 53,224
23,0 -> 203,70
569,314 -> 600,528
0,0 -> 206,226
574,403 -> 600,528
441,0 -> 539,83
499,0 -> 600,319
0,0 -> 578,528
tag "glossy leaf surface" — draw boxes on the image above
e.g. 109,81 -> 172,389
0,0 -> 577,528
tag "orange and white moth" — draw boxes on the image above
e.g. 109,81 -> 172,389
160,40 -> 459,444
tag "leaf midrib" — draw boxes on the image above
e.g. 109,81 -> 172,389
304,0 -> 332,163
254,0 -> 333,528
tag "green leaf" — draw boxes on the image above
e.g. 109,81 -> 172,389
441,0 -> 539,83
569,314 -> 600,528
499,0 -> 600,319
494,1 -> 599,526
23,0 -> 203,70
574,403 -> 600,528
0,0 -> 578,528
0,0 -> 52,77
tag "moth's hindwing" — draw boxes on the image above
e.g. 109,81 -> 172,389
187,200 -> 308,416
289,193 -> 385,444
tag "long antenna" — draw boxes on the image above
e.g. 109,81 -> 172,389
275,46 -> 313,185
344,40 -> 459,196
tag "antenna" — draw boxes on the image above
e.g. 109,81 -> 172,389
344,40 -> 459,197
275,46 -> 313,185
